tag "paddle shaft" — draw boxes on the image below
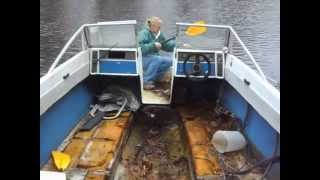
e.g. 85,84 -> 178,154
159,36 -> 176,44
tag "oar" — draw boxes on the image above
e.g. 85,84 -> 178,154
159,36 -> 177,44
184,20 -> 207,36
159,20 -> 208,44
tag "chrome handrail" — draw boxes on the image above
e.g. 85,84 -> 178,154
47,24 -> 87,74
229,27 -> 267,81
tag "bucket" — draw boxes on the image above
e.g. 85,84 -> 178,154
211,130 -> 247,153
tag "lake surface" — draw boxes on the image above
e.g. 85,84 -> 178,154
40,0 -> 279,86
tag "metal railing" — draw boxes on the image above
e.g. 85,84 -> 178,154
47,24 -> 87,74
176,22 -> 267,81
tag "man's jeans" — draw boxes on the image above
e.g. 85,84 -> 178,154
142,55 -> 172,84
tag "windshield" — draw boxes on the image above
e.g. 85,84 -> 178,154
176,24 -> 228,51
85,23 -> 136,48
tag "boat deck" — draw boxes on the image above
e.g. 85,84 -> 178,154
42,103 -> 267,180
142,82 -> 171,104
141,70 -> 172,104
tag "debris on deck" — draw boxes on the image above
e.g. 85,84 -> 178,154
177,103 -> 267,180
179,104 -> 224,178
115,107 -> 190,180
42,112 -> 133,180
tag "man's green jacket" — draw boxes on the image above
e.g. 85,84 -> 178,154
137,27 -> 175,56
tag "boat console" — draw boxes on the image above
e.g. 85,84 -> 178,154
175,49 -> 224,79
87,21 -> 139,76
173,22 -> 228,81
90,48 -> 138,75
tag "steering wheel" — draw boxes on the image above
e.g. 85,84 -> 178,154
183,53 -> 211,81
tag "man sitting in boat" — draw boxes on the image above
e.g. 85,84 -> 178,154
138,16 -> 175,90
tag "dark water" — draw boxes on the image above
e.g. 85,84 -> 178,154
40,0 -> 279,85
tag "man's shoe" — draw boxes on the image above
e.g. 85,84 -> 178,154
163,89 -> 170,96
144,83 -> 155,90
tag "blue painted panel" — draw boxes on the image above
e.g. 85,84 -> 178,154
40,83 -> 93,167
221,82 -> 279,158
245,108 -> 278,157
221,84 -> 248,123
176,62 -> 215,76
99,59 -> 137,74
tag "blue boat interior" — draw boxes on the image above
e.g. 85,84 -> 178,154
40,21 -> 279,179
41,77 -> 279,179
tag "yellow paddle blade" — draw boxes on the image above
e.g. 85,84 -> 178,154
51,151 -> 71,171
185,20 -> 208,36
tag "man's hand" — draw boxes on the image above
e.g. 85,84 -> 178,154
155,42 -> 162,50
182,43 -> 192,48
